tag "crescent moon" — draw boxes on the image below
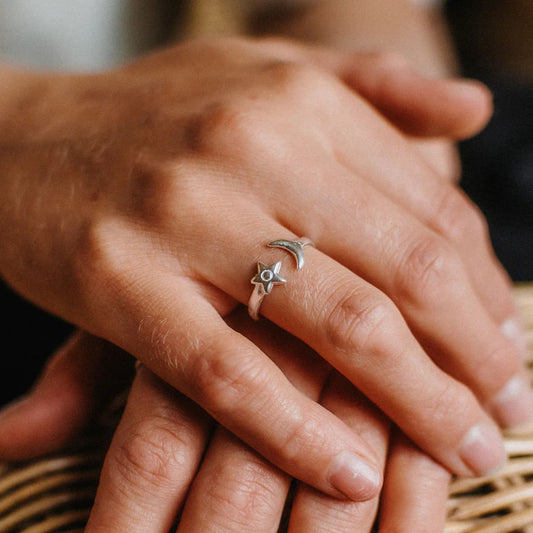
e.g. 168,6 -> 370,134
268,239 -> 313,269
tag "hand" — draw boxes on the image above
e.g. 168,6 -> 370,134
0,312 -> 451,532
0,37 -> 527,499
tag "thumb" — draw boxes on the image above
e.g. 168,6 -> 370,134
256,39 -> 492,139
0,331 -> 133,461
337,52 -> 493,139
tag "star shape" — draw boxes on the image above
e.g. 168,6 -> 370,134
251,261 -> 286,294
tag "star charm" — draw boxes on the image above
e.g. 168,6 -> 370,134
251,261 -> 286,294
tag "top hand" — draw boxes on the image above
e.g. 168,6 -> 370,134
0,36 -> 528,500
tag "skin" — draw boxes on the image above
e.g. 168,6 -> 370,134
0,56 -> 473,527
0,35 -> 527,498
0,49 -> 521,530
0,312 -> 451,532
0,1 -> 528,531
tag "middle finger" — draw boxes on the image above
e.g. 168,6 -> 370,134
277,158 -> 531,430
287,372 -> 389,532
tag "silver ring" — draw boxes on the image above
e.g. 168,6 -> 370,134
248,237 -> 314,320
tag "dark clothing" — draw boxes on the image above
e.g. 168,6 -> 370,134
0,281 -> 73,405
459,79 -> 533,282
446,0 -> 533,282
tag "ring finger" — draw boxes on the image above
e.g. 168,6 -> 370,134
194,205 -> 505,477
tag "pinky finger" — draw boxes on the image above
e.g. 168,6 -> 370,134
378,430 -> 451,532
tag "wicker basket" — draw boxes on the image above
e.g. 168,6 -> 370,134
0,285 -> 532,533
445,284 -> 533,533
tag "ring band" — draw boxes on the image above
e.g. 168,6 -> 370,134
248,237 -> 314,320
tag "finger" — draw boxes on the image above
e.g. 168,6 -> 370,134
86,365 -> 212,533
0,331 -> 133,460
337,52 -> 493,139
288,373 -> 389,532
258,38 -> 493,139
178,427 -> 290,533
306,171 -> 530,429
378,431 -> 451,533
96,263 -> 383,502
199,217 -> 505,477
320,78 -> 519,345
177,308 -> 330,532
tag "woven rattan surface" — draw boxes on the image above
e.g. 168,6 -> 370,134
0,284 -> 532,533
445,284 -> 533,533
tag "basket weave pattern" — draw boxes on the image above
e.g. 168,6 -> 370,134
0,285 -> 532,533
445,285 -> 533,533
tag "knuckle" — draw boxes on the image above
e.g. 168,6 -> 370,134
370,51 -> 411,72
112,416 -> 192,491
205,458 -> 283,526
395,235 -> 462,306
433,188 -> 489,245
476,341 -> 522,398
188,334 -> 268,414
73,217 -> 136,308
127,157 -> 199,226
278,415 -> 328,464
263,60 -> 314,88
255,35 -> 299,55
422,380 -> 475,429
324,287 -> 393,356
186,101 -> 268,158
261,59 -> 333,103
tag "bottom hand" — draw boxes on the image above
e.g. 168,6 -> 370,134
0,310 -> 451,531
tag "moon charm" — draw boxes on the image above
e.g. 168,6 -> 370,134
268,238 -> 314,269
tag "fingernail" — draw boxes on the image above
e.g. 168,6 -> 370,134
459,423 -> 506,476
328,451 -> 382,501
501,317 -> 528,358
492,375 -> 533,428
